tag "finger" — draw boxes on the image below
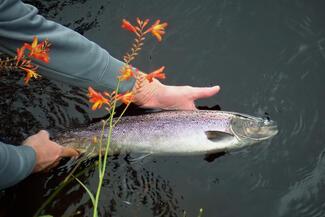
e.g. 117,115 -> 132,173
61,147 -> 80,157
191,85 -> 220,100
38,130 -> 50,139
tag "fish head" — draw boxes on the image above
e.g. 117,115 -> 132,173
230,114 -> 278,145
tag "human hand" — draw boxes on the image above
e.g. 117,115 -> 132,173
133,73 -> 220,110
23,130 -> 79,172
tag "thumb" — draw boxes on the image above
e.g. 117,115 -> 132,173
191,85 -> 220,100
61,147 -> 80,157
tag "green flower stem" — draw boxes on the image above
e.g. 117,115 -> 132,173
92,80 -> 121,217
112,101 -> 131,128
98,119 -> 108,178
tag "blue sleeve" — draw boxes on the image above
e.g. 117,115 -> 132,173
0,0 -> 135,92
0,141 -> 36,190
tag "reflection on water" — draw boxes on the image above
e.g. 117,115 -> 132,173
0,61 -> 91,144
279,149 -> 325,217
25,0 -> 105,34
100,158 -> 182,217
0,0 -> 325,216
0,156 -> 184,217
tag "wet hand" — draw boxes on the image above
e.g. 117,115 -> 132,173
133,76 -> 220,110
22,130 -> 79,172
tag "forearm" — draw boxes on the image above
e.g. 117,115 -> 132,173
0,0 -> 134,92
0,141 -> 36,190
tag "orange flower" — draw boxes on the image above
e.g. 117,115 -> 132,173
146,66 -> 166,82
16,46 -> 25,64
136,17 -> 149,29
24,36 -> 50,63
88,86 -> 110,110
20,67 -> 40,85
121,19 -> 137,33
116,91 -> 134,104
118,66 -> 135,81
31,52 -> 49,63
144,20 -> 168,42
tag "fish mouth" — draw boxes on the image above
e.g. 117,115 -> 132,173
230,114 -> 279,141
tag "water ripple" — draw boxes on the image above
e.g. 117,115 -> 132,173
278,149 -> 325,217
0,66 -> 91,144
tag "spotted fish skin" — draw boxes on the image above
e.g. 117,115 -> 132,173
56,110 -> 278,156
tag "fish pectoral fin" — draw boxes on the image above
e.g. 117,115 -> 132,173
204,131 -> 234,142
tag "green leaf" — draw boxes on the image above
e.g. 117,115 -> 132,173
74,176 -> 96,206
197,208 -> 204,217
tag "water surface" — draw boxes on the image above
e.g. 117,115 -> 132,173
0,0 -> 325,216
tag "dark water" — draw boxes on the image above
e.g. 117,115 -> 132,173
1,0 -> 325,216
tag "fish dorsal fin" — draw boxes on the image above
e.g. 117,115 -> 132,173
204,131 -> 234,142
